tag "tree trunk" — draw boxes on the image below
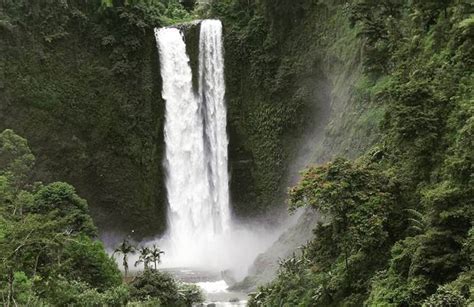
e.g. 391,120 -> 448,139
123,255 -> 128,278
7,271 -> 13,307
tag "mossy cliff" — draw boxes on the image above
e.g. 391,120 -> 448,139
208,1 -> 472,306
207,0 -> 384,290
211,0 -> 381,219
0,1 -> 170,238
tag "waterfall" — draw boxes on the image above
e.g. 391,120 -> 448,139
155,20 -> 230,268
199,20 -> 230,234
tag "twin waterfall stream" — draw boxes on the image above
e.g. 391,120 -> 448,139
156,19 -> 230,260
155,20 -> 246,305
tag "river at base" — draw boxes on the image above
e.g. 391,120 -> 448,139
162,268 -> 248,306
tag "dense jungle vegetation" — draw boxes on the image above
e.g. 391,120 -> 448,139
0,0 -> 473,306
216,0 -> 472,305
0,128 -> 204,305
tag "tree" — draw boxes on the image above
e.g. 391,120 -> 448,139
135,246 -> 151,270
0,215 -> 65,306
405,208 -> 427,234
423,285 -> 467,307
149,244 -> 165,270
348,0 -> 404,75
113,239 -> 136,278
411,0 -> 451,29
30,182 -> 97,237
0,130 -> 35,217
275,158 -> 403,305
61,236 -> 122,290
129,270 -> 180,305
289,158 -> 398,267
0,130 -> 127,305
0,129 -> 35,190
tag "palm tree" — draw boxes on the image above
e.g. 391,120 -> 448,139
405,208 -> 427,234
113,239 -> 136,278
135,246 -> 151,270
149,244 -> 165,270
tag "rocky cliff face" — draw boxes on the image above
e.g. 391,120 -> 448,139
213,0 -> 384,289
0,2 -> 167,239
215,0 -> 382,219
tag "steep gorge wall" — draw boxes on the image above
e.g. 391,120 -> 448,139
211,0 -> 386,289
232,1 -> 474,304
0,2 -> 167,238
214,0 -> 382,220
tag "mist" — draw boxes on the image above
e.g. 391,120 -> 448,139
118,212 -> 301,282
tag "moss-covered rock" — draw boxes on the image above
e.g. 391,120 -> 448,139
214,0 -> 382,219
0,1 -> 170,238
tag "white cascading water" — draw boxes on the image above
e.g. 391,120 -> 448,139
199,20 -> 231,235
154,20 -> 231,269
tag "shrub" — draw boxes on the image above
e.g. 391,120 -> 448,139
61,235 -> 122,290
43,277 -> 129,306
129,269 -> 204,306
423,285 -> 467,307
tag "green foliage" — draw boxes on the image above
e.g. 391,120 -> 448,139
289,158 -> 398,256
177,282 -> 205,306
0,130 -> 200,305
31,182 -> 98,237
113,239 -> 136,277
411,0 -> 451,30
61,235 -> 122,290
0,129 -> 35,189
11,271 -> 41,305
135,243 -> 165,270
130,269 -> 178,303
250,158 -> 403,306
129,269 -> 204,306
0,1 -> 471,306
423,284 -> 467,307
0,129 -> 124,306
246,0 -> 473,305
44,277 -> 129,306
348,0 -> 403,75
